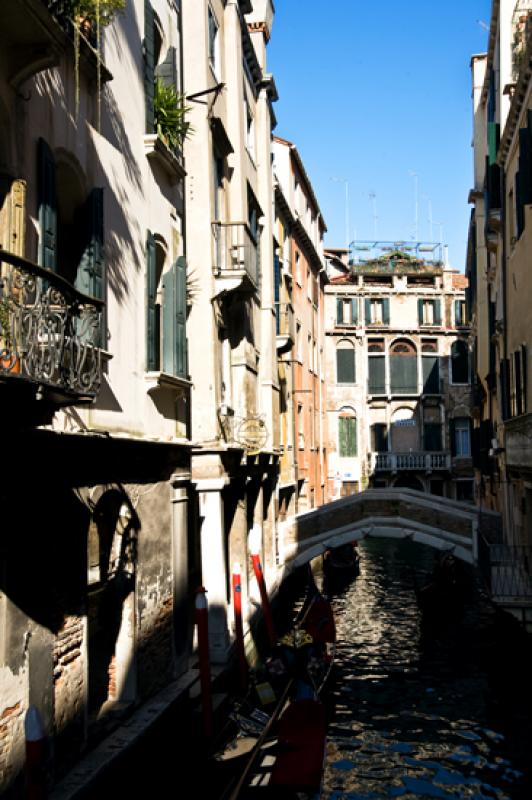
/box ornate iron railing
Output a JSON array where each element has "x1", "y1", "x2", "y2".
[
  {"x1": 370, "y1": 451, "x2": 451, "y2": 472},
  {"x1": 0, "y1": 250, "x2": 104, "y2": 400},
  {"x1": 212, "y1": 221, "x2": 259, "y2": 289},
  {"x1": 480, "y1": 540, "x2": 532, "y2": 602}
]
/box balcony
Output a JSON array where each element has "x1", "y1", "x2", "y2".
[
  {"x1": 275, "y1": 302, "x2": 295, "y2": 354},
  {"x1": 212, "y1": 222, "x2": 259, "y2": 296},
  {"x1": 0, "y1": 250, "x2": 104, "y2": 423},
  {"x1": 370, "y1": 451, "x2": 451, "y2": 473},
  {"x1": 1, "y1": 0, "x2": 112, "y2": 88},
  {"x1": 504, "y1": 412, "x2": 532, "y2": 470}
]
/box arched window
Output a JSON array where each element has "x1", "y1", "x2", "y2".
[
  {"x1": 451, "y1": 340, "x2": 469, "y2": 384},
  {"x1": 336, "y1": 340, "x2": 355, "y2": 384},
  {"x1": 338, "y1": 409, "x2": 357, "y2": 457},
  {"x1": 390, "y1": 339, "x2": 417, "y2": 394}
]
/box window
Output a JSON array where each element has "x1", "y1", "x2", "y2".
[
  {"x1": 338, "y1": 414, "x2": 357, "y2": 457},
  {"x1": 512, "y1": 346, "x2": 528, "y2": 417},
  {"x1": 296, "y1": 321, "x2": 302, "y2": 362},
  {"x1": 424, "y1": 423, "x2": 442, "y2": 451},
  {"x1": 371, "y1": 423, "x2": 388, "y2": 452},
  {"x1": 244, "y1": 95, "x2": 255, "y2": 159},
  {"x1": 452, "y1": 418, "x2": 471, "y2": 457},
  {"x1": 336, "y1": 297, "x2": 358, "y2": 325},
  {"x1": 418, "y1": 298, "x2": 441, "y2": 326},
  {"x1": 336, "y1": 341, "x2": 356, "y2": 384},
  {"x1": 208, "y1": 7, "x2": 220, "y2": 77},
  {"x1": 295, "y1": 251, "x2": 301, "y2": 284},
  {"x1": 297, "y1": 404, "x2": 304, "y2": 449},
  {"x1": 390, "y1": 340, "x2": 418, "y2": 394},
  {"x1": 368, "y1": 354, "x2": 385, "y2": 394},
  {"x1": 422, "y1": 355, "x2": 440, "y2": 394},
  {"x1": 454, "y1": 299, "x2": 467, "y2": 327},
  {"x1": 451, "y1": 340, "x2": 469, "y2": 384},
  {"x1": 365, "y1": 297, "x2": 390, "y2": 325}
]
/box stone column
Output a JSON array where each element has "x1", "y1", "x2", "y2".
[
  {"x1": 172, "y1": 472, "x2": 191, "y2": 675},
  {"x1": 197, "y1": 478, "x2": 230, "y2": 663}
]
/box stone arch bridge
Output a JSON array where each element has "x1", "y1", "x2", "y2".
[{"x1": 279, "y1": 489, "x2": 501, "y2": 573}]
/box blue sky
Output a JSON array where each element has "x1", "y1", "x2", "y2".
[{"x1": 267, "y1": 0, "x2": 492, "y2": 270}]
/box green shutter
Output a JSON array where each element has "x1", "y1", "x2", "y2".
[
  {"x1": 519, "y1": 126, "x2": 532, "y2": 206},
  {"x1": 488, "y1": 121, "x2": 500, "y2": 166},
  {"x1": 76, "y1": 188, "x2": 104, "y2": 300},
  {"x1": 390, "y1": 355, "x2": 417, "y2": 394},
  {"x1": 146, "y1": 230, "x2": 158, "y2": 371},
  {"x1": 434, "y1": 299, "x2": 441, "y2": 326},
  {"x1": 144, "y1": 0, "x2": 155, "y2": 133},
  {"x1": 337, "y1": 348, "x2": 355, "y2": 383},
  {"x1": 516, "y1": 171, "x2": 525, "y2": 238},
  {"x1": 418, "y1": 298, "x2": 424, "y2": 324},
  {"x1": 163, "y1": 256, "x2": 188, "y2": 377},
  {"x1": 383, "y1": 298, "x2": 390, "y2": 325},
  {"x1": 368, "y1": 356, "x2": 385, "y2": 393},
  {"x1": 423, "y1": 356, "x2": 439, "y2": 393},
  {"x1": 336, "y1": 299, "x2": 343, "y2": 324},
  {"x1": 454, "y1": 299, "x2": 461, "y2": 326},
  {"x1": 351, "y1": 298, "x2": 358, "y2": 324},
  {"x1": 155, "y1": 46, "x2": 177, "y2": 89},
  {"x1": 365, "y1": 298, "x2": 371, "y2": 324},
  {"x1": 339, "y1": 417, "x2": 357, "y2": 457},
  {"x1": 37, "y1": 138, "x2": 57, "y2": 271}
]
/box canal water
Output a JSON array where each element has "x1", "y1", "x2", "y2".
[{"x1": 321, "y1": 537, "x2": 532, "y2": 800}]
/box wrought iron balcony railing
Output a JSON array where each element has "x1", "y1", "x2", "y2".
[
  {"x1": 370, "y1": 451, "x2": 451, "y2": 472},
  {"x1": 212, "y1": 222, "x2": 259, "y2": 291},
  {"x1": 480, "y1": 540, "x2": 532, "y2": 602},
  {"x1": 0, "y1": 250, "x2": 104, "y2": 402}
]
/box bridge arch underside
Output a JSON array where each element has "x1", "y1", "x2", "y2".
[{"x1": 280, "y1": 489, "x2": 496, "y2": 576}]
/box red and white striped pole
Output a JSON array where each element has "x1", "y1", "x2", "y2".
[
  {"x1": 195, "y1": 587, "x2": 213, "y2": 739},
  {"x1": 24, "y1": 705, "x2": 47, "y2": 800},
  {"x1": 232, "y1": 562, "x2": 248, "y2": 691},
  {"x1": 250, "y1": 545, "x2": 276, "y2": 648}
]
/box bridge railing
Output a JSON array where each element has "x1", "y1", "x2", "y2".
[{"x1": 370, "y1": 451, "x2": 451, "y2": 472}]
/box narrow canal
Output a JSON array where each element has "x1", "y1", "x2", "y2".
[{"x1": 322, "y1": 537, "x2": 532, "y2": 800}]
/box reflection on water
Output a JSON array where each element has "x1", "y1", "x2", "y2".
[{"x1": 321, "y1": 538, "x2": 532, "y2": 800}]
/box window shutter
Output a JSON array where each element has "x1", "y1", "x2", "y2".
[
  {"x1": 522, "y1": 344, "x2": 528, "y2": 413},
  {"x1": 423, "y1": 356, "x2": 439, "y2": 393},
  {"x1": 454, "y1": 300, "x2": 461, "y2": 326},
  {"x1": 350, "y1": 417, "x2": 357, "y2": 456},
  {"x1": 368, "y1": 356, "x2": 385, "y2": 394},
  {"x1": 418, "y1": 298, "x2": 424, "y2": 324},
  {"x1": 351, "y1": 298, "x2": 358, "y2": 324},
  {"x1": 383, "y1": 298, "x2": 390, "y2": 325},
  {"x1": 163, "y1": 256, "x2": 188, "y2": 377},
  {"x1": 336, "y1": 298, "x2": 343, "y2": 325},
  {"x1": 76, "y1": 188, "x2": 104, "y2": 300},
  {"x1": 337, "y1": 349, "x2": 355, "y2": 383},
  {"x1": 274, "y1": 254, "x2": 281, "y2": 304},
  {"x1": 146, "y1": 231, "x2": 158, "y2": 371},
  {"x1": 365, "y1": 298, "x2": 371, "y2": 324},
  {"x1": 339, "y1": 417, "x2": 357, "y2": 457},
  {"x1": 516, "y1": 171, "x2": 525, "y2": 238},
  {"x1": 144, "y1": 0, "x2": 155, "y2": 134},
  {"x1": 338, "y1": 417, "x2": 347, "y2": 457},
  {"x1": 449, "y1": 418, "x2": 456, "y2": 456},
  {"x1": 390, "y1": 355, "x2": 417, "y2": 394},
  {"x1": 434, "y1": 299, "x2": 441, "y2": 325},
  {"x1": 37, "y1": 138, "x2": 57, "y2": 271},
  {"x1": 155, "y1": 46, "x2": 177, "y2": 90}
]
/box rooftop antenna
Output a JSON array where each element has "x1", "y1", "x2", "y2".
[
  {"x1": 369, "y1": 192, "x2": 378, "y2": 239},
  {"x1": 477, "y1": 19, "x2": 489, "y2": 31}
]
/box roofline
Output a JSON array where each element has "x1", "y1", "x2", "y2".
[
  {"x1": 273, "y1": 135, "x2": 327, "y2": 233},
  {"x1": 480, "y1": 0, "x2": 500, "y2": 106}
]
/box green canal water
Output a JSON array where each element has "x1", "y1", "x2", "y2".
[{"x1": 321, "y1": 538, "x2": 532, "y2": 800}]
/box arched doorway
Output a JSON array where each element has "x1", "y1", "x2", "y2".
[{"x1": 391, "y1": 407, "x2": 419, "y2": 452}]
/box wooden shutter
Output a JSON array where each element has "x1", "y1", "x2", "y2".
[
  {"x1": 515, "y1": 350, "x2": 523, "y2": 416},
  {"x1": 519, "y1": 126, "x2": 532, "y2": 206},
  {"x1": 365, "y1": 298, "x2": 371, "y2": 324},
  {"x1": 144, "y1": 0, "x2": 155, "y2": 133},
  {"x1": 368, "y1": 356, "x2": 385, "y2": 393},
  {"x1": 382, "y1": 298, "x2": 390, "y2": 325},
  {"x1": 146, "y1": 230, "x2": 158, "y2": 371},
  {"x1": 76, "y1": 188, "x2": 104, "y2": 299},
  {"x1": 522, "y1": 344, "x2": 528, "y2": 413},
  {"x1": 37, "y1": 138, "x2": 57, "y2": 270},
  {"x1": 163, "y1": 256, "x2": 187, "y2": 377},
  {"x1": 454, "y1": 300, "x2": 461, "y2": 326},
  {"x1": 516, "y1": 171, "x2": 525, "y2": 238},
  {"x1": 422, "y1": 356, "x2": 439, "y2": 393},
  {"x1": 339, "y1": 416, "x2": 357, "y2": 457},
  {"x1": 433, "y1": 299, "x2": 441, "y2": 325},
  {"x1": 351, "y1": 298, "x2": 358, "y2": 324},
  {"x1": 155, "y1": 46, "x2": 177, "y2": 89},
  {"x1": 336, "y1": 298, "x2": 343, "y2": 324},
  {"x1": 274, "y1": 254, "x2": 281, "y2": 304},
  {"x1": 418, "y1": 298, "x2": 424, "y2": 324},
  {"x1": 390, "y1": 355, "x2": 417, "y2": 393},
  {"x1": 336, "y1": 348, "x2": 355, "y2": 383}
]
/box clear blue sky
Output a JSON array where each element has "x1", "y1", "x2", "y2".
[{"x1": 267, "y1": 0, "x2": 492, "y2": 270}]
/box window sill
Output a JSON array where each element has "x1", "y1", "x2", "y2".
[
  {"x1": 145, "y1": 371, "x2": 191, "y2": 395},
  {"x1": 143, "y1": 135, "x2": 186, "y2": 183}
]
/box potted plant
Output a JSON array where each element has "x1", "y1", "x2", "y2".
[
  {"x1": 74, "y1": 0, "x2": 126, "y2": 32},
  {"x1": 153, "y1": 78, "x2": 193, "y2": 151}
]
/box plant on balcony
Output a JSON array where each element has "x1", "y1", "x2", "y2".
[{"x1": 153, "y1": 78, "x2": 193, "y2": 151}]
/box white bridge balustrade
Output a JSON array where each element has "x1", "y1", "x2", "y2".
[
  {"x1": 370, "y1": 451, "x2": 452, "y2": 473},
  {"x1": 276, "y1": 488, "x2": 502, "y2": 573}
]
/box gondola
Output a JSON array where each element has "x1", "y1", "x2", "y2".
[
  {"x1": 413, "y1": 552, "x2": 470, "y2": 619},
  {"x1": 322, "y1": 541, "x2": 360, "y2": 593},
  {"x1": 216, "y1": 580, "x2": 336, "y2": 799}
]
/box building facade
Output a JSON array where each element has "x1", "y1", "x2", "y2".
[
  {"x1": 467, "y1": 0, "x2": 532, "y2": 622},
  {"x1": 325, "y1": 243, "x2": 474, "y2": 502}
]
